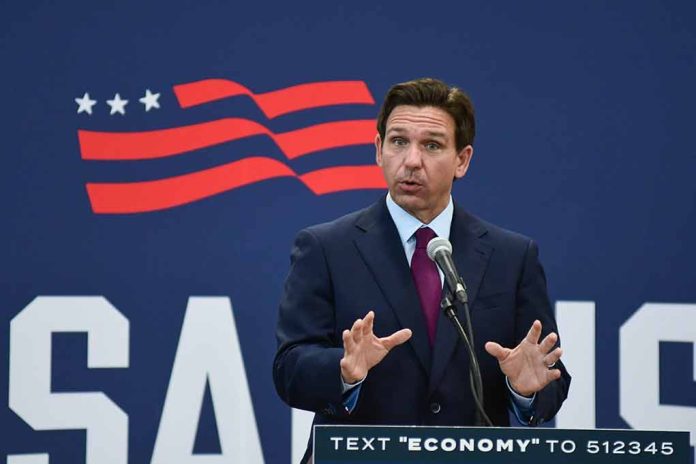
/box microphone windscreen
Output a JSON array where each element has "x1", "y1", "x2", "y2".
[{"x1": 426, "y1": 236, "x2": 452, "y2": 261}]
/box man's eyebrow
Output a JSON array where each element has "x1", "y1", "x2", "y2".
[
  {"x1": 386, "y1": 127, "x2": 448, "y2": 139},
  {"x1": 424, "y1": 130, "x2": 447, "y2": 139}
]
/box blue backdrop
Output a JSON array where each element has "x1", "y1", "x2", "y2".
[{"x1": 2, "y1": 1, "x2": 695, "y2": 463}]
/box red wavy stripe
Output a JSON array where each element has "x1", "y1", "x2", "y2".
[
  {"x1": 86, "y1": 158, "x2": 386, "y2": 214},
  {"x1": 79, "y1": 118, "x2": 375, "y2": 161},
  {"x1": 86, "y1": 157, "x2": 295, "y2": 214},
  {"x1": 173, "y1": 80, "x2": 375, "y2": 117},
  {"x1": 300, "y1": 166, "x2": 387, "y2": 195}
]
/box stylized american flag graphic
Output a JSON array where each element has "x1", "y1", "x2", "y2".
[{"x1": 77, "y1": 79, "x2": 386, "y2": 214}]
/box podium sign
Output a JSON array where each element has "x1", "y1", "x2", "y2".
[{"x1": 314, "y1": 425, "x2": 690, "y2": 463}]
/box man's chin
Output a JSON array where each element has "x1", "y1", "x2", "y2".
[{"x1": 391, "y1": 194, "x2": 423, "y2": 216}]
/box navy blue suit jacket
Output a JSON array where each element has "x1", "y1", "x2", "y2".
[{"x1": 274, "y1": 198, "x2": 570, "y2": 451}]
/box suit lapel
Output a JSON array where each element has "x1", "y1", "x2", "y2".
[
  {"x1": 428, "y1": 205, "x2": 493, "y2": 393},
  {"x1": 353, "y1": 201, "x2": 432, "y2": 376}
]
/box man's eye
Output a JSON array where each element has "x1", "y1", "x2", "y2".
[
  {"x1": 425, "y1": 142, "x2": 441, "y2": 151},
  {"x1": 392, "y1": 137, "x2": 407, "y2": 146}
]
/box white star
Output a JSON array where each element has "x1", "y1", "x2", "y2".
[
  {"x1": 139, "y1": 89, "x2": 161, "y2": 112},
  {"x1": 75, "y1": 92, "x2": 97, "y2": 115},
  {"x1": 106, "y1": 93, "x2": 128, "y2": 115}
]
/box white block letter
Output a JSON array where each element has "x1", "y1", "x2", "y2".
[
  {"x1": 620, "y1": 303, "x2": 696, "y2": 451},
  {"x1": 152, "y1": 297, "x2": 264, "y2": 463},
  {"x1": 555, "y1": 301, "x2": 596, "y2": 428},
  {"x1": 9, "y1": 296, "x2": 129, "y2": 464},
  {"x1": 292, "y1": 408, "x2": 314, "y2": 464}
]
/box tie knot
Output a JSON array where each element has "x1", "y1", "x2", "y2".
[{"x1": 415, "y1": 227, "x2": 437, "y2": 249}]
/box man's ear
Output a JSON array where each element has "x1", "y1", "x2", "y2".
[
  {"x1": 375, "y1": 134, "x2": 383, "y2": 166},
  {"x1": 454, "y1": 145, "x2": 474, "y2": 179}
]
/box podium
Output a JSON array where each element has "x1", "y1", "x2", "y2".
[{"x1": 313, "y1": 425, "x2": 691, "y2": 463}]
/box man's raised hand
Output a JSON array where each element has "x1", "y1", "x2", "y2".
[
  {"x1": 340, "y1": 311, "x2": 412, "y2": 384},
  {"x1": 484, "y1": 320, "x2": 563, "y2": 397}
]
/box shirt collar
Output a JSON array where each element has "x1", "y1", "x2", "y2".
[{"x1": 385, "y1": 193, "x2": 453, "y2": 246}]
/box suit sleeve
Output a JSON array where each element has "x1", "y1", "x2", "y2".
[
  {"x1": 273, "y1": 228, "x2": 348, "y2": 415},
  {"x1": 515, "y1": 239, "x2": 571, "y2": 425}
]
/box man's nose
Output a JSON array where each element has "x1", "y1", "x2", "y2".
[{"x1": 403, "y1": 145, "x2": 423, "y2": 169}]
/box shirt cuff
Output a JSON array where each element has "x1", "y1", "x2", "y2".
[
  {"x1": 506, "y1": 377, "x2": 536, "y2": 424},
  {"x1": 341, "y1": 375, "x2": 365, "y2": 394},
  {"x1": 341, "y1": 375, "x2": 366, "y2": 413}
]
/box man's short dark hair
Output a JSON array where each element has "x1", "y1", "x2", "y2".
[{"x1": 377, "y1": 77, "x2": 475, "y2": 151}]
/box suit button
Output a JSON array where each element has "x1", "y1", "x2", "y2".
[{"x1": 430, "y1": 402, "x2": 441, "y2": 414}]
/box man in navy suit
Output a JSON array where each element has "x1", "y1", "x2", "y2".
[{"x1": 274, "y1": 78, "x2": 570, "y2": 461}]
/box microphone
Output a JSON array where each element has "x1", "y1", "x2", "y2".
[
  {"x1": 426, "y1": 237, "x2": 468, "y2": 304},
  {"x1": 426, "y1": 236, "x2": 493, "y2": 427}
]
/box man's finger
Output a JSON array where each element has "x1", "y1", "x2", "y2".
[
  {"x1": 484, "y1": 341, "x2": 510, "y2": 361},
  {"x1": 342, "y1": 329, "x2": 355, "y2": 352},
  {"x1": 381, "y1": 328, "x2": 412, "y2": 350},
  {"x1": 351, "y1": 317, "x2": 363, "y2": 332},
  {"x1": 524, "y1": 320, "x2": 542, "y2": 344},
  {"x1": 546, "y1": 367, "x2": 562, "y2": 382},
  {"x1": 363, "y1": 311, "x2": 375, "y2": 337},
  {"x1": 544, "y1": 347, "x2": 563, "y2": 367},
  {"x1": 539, "y1": 332, "x2": 558, "y2": 354},
  {"x1": 351, "y1": 318, "x2": 363, "y2": 344}
]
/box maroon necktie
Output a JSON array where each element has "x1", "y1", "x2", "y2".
[{"x1": 411, "y1": 227, "x2": 441, "y2": 345}]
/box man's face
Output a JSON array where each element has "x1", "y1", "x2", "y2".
[{"x1": 376, "y1": 105, "x2": 473, "y2": 223}]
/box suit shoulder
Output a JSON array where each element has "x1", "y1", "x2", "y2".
[
  {"x1": 299, "y1": 204, "x2": 373, "y2": 241},
  {"x1": 460, "y1": 210, "x2": 546, "y2": 275},
  {"x1": 486, "y1": 219, "x2": 533, "y2": 245},
  {"x1": 462, "y1": 209, "x2": 535, "y2": 250}
]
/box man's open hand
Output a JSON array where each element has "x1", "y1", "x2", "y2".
[
  {"x1": 484, "y1": 320, "x2": 563, "y2": 397},
  {"x1": 340, "y1": 311, "x2": 412, "y2": 384}
]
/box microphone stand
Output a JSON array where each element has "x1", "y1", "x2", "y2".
[{"x1": 441, "y1": 287, "x2": 493, "y2": 427}]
